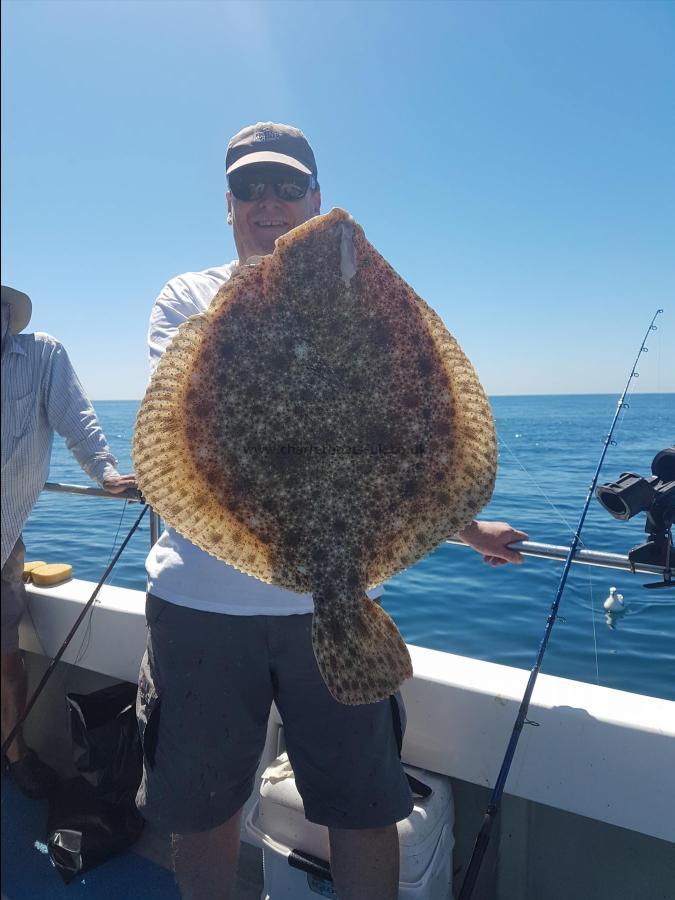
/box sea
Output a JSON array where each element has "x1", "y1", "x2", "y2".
[{"x1": 22, "y1": 393, "x2": 674, "y2": 702}]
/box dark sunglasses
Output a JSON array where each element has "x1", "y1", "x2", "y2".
[{"x1": 228, "y1": 165, "x2": 316, "y2": 202}]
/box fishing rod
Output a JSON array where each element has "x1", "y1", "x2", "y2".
[
  {"x1": 1, "y1": 503, "x2": 149, "y2": 760},
  {"x1": 457, "y1": 308, "x2": 664, "y2": 900}
]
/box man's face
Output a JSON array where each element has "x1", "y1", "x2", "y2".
[{"x1": 226, "y1": 163, "x2": 321, "y2": 262}]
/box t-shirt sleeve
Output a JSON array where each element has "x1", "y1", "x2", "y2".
[{"x1": 148, "y1": 278, "x2": 204, "y2": 377}]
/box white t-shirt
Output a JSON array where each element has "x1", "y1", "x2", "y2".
[{"x1": 144, "y1": 262, "x2": 383, "y2": 614}]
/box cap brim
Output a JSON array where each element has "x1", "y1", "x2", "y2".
[
  {"x1": 1, "y1": 285, "x2": 32, "y2": 334},
  {"x1": 226, "y1": 152, "x2": 312, "y2": 176}
]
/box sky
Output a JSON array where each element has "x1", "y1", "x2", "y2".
[{"x1": 2, "y1": 0, "x2": 673, "y2": 400}]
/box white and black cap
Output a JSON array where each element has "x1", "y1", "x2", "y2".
[{"x1": 226, "y1": 122, "x2": 318, "y2": 178}]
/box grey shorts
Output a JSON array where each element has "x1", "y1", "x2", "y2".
[
  {"x1": 136, "y1": 593, "x2": 413, "y2": 835},
  {"x1": 1, "y1": 537, "x2": 27, "y2": 655}
]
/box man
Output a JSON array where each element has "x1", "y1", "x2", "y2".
[
  {"x1": 137, "y1": 122, "x2": 528, "y2": 900},
  {"x1": 1, "y1": 285, "x2": 135, "y2": 798}
]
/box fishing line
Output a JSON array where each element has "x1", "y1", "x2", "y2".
[
  {"x1": 106, "y1": 498, "x2": 129, "y2": 567},
  {"x1": 73, "y1": 499, "x2": 130, "y2": 667},
  {"x1": 457, "y1": 309, "x2": 664, "y2": 900},
  {"x1": 496, "y1": 431, "x2": 583, "y2": 543},
  {"x1": 497, "y1": 382, "x2": 635, "y2": 545},
  {"x1": 656, "y1": 324, "x2": 662, "y2": 392},
  {"x1": 587, "y1": 565, "x2": 601, "y2": 686},
  {"x1": 497, "y1": 350, "x2": 641, "y2": 703},
  {"x1": 496, "y1": 360, "x2": 641, "y2": 548},
  {"x1": 25, "y1": 498, "x2": 134, "y2": 672},
  {"x1": 581, "y1": 341, "x2": 654, "y2": 682},
  {"x1": 1, "y1": 503, "x2": 149, "y2": 760}
]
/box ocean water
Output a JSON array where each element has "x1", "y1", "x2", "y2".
[{"x1": 22, "y1": 394, "x2": 674, "y2": 701}]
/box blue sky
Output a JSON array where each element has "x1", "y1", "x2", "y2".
[{"x1": 2, "y1": 0, "x2": 673, "y2": 400}]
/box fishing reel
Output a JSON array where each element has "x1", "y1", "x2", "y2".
[{"x1": 595, "y1": 446, "x2": 674, "y2": 589}]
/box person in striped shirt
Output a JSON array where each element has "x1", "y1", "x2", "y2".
[{"x1": 1, "y1": 285, "x2": 135, "y2": 798}]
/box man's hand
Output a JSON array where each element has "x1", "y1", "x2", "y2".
[
  {"x1": 102, "y1": 473, "x2": 137, "y2": 495},
  {"x1": 458, "y1": 520, "x2": 529, "y2": 566}
]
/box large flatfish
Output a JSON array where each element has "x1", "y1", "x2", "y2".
[{"x1": 133, "y1": 208, "x2": 496, "y2": 705}]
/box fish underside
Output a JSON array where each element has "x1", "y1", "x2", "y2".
[{"x1": 133, "y1": 208, "x2": 496, "y2": 705}]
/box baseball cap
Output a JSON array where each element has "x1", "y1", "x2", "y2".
[{"x1": 226, "y1": 122, "x2": 318, "y2": 178}]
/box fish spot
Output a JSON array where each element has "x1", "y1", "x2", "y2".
[
  {"x1": 218, "y1": 342, "x2": 235, "y2": 360},
  {"x1": 402, "y1": 480, "x2": 418, "y2": 497},
  {"x1": 418, "y1": 355, "x2": 433, "y2": 376}
]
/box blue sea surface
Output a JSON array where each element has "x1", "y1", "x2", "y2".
[{"x1": 22, "y1": 394, "x2": 675, "y2": 701}]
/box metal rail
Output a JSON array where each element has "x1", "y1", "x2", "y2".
[
  {"x1": 43, "y1": 482, "x2": 664, "y2": 576},
  {"x1": 44, "y1": 481, "x2": 141, "y2": 501},
  {"x1": 44, "y1": 481, "x2": 161, "y2": 549},
  {"x1": 447, "y1": 539, "x2": 665, "y2": 576}
]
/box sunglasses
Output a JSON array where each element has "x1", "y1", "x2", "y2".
[{"x1": 228, "y1": 165, "x2": 315, "y2": 202}]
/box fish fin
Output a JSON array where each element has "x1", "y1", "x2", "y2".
[{"x1": 312, "y1": 593, "x2": 413, "y2": 705}]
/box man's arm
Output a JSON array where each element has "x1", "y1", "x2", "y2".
[
  {"x1": 42, "y1": 339, "x2": 134, "y2": 490},
  {"x1": 457, "y1": 519, "x2": 529, "y2": 566}
]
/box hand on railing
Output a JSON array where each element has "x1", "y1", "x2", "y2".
[
  {"x1": 457, "y1": 520, "x2": 530, "y2": 566},
  {"x1": 102, "y1": 473, "x2": 137, "y2": 495}
]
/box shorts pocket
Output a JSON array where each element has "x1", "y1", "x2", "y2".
[
  {"x1": 145, "y1": 593, "x2": 171, "y2": 627},
  {"x1": 389, "y1": 691, "x2": 407, "y2": 756},
  {"x1": 137, "y1": 651, "x2": 162, "y2": 769}
]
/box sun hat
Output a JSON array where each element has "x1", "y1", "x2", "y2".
[
  {"x1": 1, "y1": 286, "x2": 32, "y2": 334},
  {"x1": 226, "y1": 122, "x2": 318, "y2": 178}
]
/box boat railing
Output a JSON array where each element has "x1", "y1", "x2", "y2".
[
  {"x1": 42, "y1": 481, "x2": 665, "y2": 577},
  {"x1": 43, "y1": 481, "x2": 161, "y2": 546}
]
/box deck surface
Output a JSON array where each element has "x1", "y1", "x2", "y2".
[{"x1": 1, "y1": 776, "x2": 263, "y2": 899}]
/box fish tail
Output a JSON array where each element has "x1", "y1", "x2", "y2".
[{"x1": 312, "y1": 593, "x2": 413, "y2": 705}]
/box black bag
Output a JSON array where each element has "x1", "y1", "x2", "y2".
[
  {"x1": 67, "y1": 681, "x2": 143, "y2": 793},
  {"x1": 47, "y1": 682, "x2": 145, "y2": 884}
]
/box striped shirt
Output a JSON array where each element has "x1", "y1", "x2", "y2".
[{"x1": 1, "y1": 331, "x2": 119, "y2": 567}]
